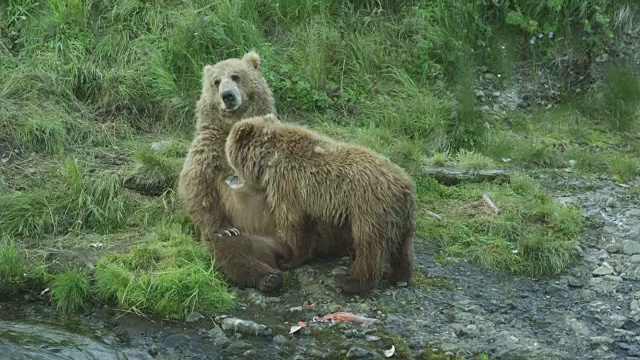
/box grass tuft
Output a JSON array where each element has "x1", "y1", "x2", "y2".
[
  {"x1": 416, "y1": 173, "x2": 583, "y2": 277},
  {"x1": 51, "y1": 267, "x2": 90, "y2": 313},
  {"x1": 94, "y1": 223, "x2": 234, "y2": 319}
]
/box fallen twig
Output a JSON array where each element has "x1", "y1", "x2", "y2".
[
  {"x1": 423, "y1": 166, "x2": 509, "y2": 186},
  {"x1": 482, "y1": 193, "x2": 500, "y2": 215},
  {"x1": 420, "y1": 208, "x2": 444, "y2": 221}
]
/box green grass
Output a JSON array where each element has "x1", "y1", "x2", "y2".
[
  {"x1": 0, "y1": 0, "x2": 638, "y2": 319},
  {"x1": 93, "y1": 224, "x2": 235, "y2": 319},
  {"x1": 51, "y1": 268, "x2": 91, "y2": 313},
  {"x1": 416, "y1": 173, "x2": 584, "y2": 276}
]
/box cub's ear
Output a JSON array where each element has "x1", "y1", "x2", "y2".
[{"x1": 243, "y1": 50, "x2": 260, "y2": 69}]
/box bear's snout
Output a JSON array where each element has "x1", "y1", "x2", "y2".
[{"x1": 221, "y1": 90, "x2": 236, "y2": 108}]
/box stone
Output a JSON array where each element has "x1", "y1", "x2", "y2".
[
  {"x1": 623, "y1": 241, "x2": 640, "y2": 255},
  {"x1": 631, "y1": 255, "x2": 640, "y2": 263},
  {"x1": 163, "y1": 334, "x2": 191, "y2": 349},
  {"x1": 346, "y1": 347, "x2": 383, "y2": 359},
  {"x1": 606, "y1": 243, "x2": 622, "y2": 254},
  {"x1": 590, "y1": 336, "x2": 614, "y2": 346},
  {"x1": 365, "y1": 335, "x2": 381, "y2": 342},
  {"x1": 150, "y1": 141, "x2": 170, "y2": 152},
  {"x1": 593, "y1": 266, "x2": 614, "y2": 276},
  {"x1": 626, "y1": 209, "x2": 640, "y2": 218},
  {"x1": 185, "y1": 312, "x2": 205, "y2": 323},
  {"x1": 631, "y1": 299, "x2": 640, "y2": 312},
  {"x1": 273, "y1": 335, "x2": 287, "y2": 345},
  {"x1": 208, "y1": 327, "x2": 230, "y2": 347}
]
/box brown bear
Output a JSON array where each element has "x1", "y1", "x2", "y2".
[
  {"x1": 177, "y1": 52, "x2": 353, "y2": 294},
  {"x1": 177, "y1": 51, "x2": 288, "y2": 293},
  {"x1": 224, "y1": 114, "x2": 417, "y2": 294}
]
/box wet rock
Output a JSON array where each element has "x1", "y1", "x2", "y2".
[
  {"x1": 346, "y1": 347, "x2": 383, "y2": 359},
  {"x1": 618, "y1": 342, "x2": 640, "y2": 356},
  {"x1": 603, "y1": 275, "x2": 623, "y2": 282},
  {"x1": 610, "y1": 314, "x2": 627, "y2": 328},
  {"x1": 163, "y1": 334, "x2": 191, "y2": 349},
  {"x1": 568, "y1": 276, "x2": 587, "y2": 288},
  {"x1": 273, "y1": 335, "x2": 287, "y2": 345},
  {"x1": 623, "y1": 241, "x2": 640, "y2": 255},
  {"x1": 590, "y1": 336, "x2": 614, "y2": 346},
  {"x1": 227, "y1": 341, "x2": 251, "y2": 352},
  {"x1": 185, "y1": 312, "x2": 204, "y2": 323},
  {"x1": 217, "y1": 316, "x2": 271, "y2": 336},
  {"x1": 365, "y1": 335, "x2": 381, "y2": 342},
  {"x1": 208, "y1": 327, "x2": 230, "y2": 347},
  {"x1": 593, "y1": 266, "x2": 614, "y2": 276},
  {"x1": 606, "y1": 243, "x2": 622, "y2": 254},
  {"x1": 624, "y1": 208, "x2": 640, "y2": 217}
]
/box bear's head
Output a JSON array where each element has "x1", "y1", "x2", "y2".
[
  {"x1": 199, "y1": 51, "x2": 275, "y2": 125},
  {"x1": 225, "y1": 114, "x2": 280, "y2": 185}
]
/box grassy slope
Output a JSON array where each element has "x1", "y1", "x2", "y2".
[{"x1": 1, "y1": 0, "x2": 639, "y2": 319}]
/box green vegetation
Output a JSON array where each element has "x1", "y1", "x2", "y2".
[
  {"x1": 51, "y1": 268, "x2": 91, "y2": 313},
  {"x1": 1, "y1": 0, "x2": 639, "y2": 319}
]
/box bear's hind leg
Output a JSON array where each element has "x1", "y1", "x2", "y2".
[
  {"x1": 204, "y1": 230, "x2": 285, "y2": 294},
  {"x1": 275, "y1": 216, "x2": 314, "y2": 270},
  {"x1": 335, "y1": 220, "x2": 388, "y2": 295},
  {"x1": 389, "y1": 235, "x2": 415, "y2": 285}
]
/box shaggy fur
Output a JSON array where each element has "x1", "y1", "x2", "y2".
[
  {"x1": 225, "y1": 114, "x2": 417, "y2": 294},
  {"x1": 177, "y1": 51, "x2": 286, "y2": 293}
]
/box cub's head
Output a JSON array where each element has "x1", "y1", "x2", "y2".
[
  {"x1": 225, "y1": 114, "x2": 280, "y2": 182},
  {"x1": 200, "y1": 51, "x2": 274, "y2": 122}
]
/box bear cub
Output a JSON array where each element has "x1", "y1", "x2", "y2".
[{"x1": 225, "y1": 114, "x2": 416, "y2": 294}]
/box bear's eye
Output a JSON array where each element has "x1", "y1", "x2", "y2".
[
  {"x1": 213, "y1": 79, "x2": 220, "y2": 87},
  {"x1": 231, "y1": 74, "x2": 240, "y2": 83}
]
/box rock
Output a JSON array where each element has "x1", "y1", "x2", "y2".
[
  {"x1": 273, "y1": 335, "x2": 287, "y2": 345},
  {"x1": 475, "y1": 90, "x2": 485, "y2": 98},
  {"x1": 623, "y1": 241, "x2": 640, "y2": 255},
  {"x1": 610, "y1": 314, "x2": 627, "y2": 328},
  {"x1": 163, "y1": 334, "x2": 191, "y2": 349},
  {"x1": 148, "y1": 347, "x2": 159, "y2": 357},
  {"x1": 243, "y1": 350, "x2": 257, "y2": 357},
  {"x1": 590, "y1": 336, "x2": 614, "y2": 346},
  {"x1": 626, "y1": 209, "x2": 640, "y2": 218},
  {"x1": 606, "y1": 197, "x2": 617, "y2": 207},
  {"x1": 185, "y1": 312, "x2": 205, "y2": 323},
  {"x1": 603, "y1": 275, "x2": 622, "y2": 282},
  {"x1": 617, "y1": 342, "x2": 640, "y2": 356},
  {"x1": 631, "y1": 299, "x2": 640, "y2": 312},
  {"x1": 208, "y1": 327, "x2": 230, "y2": 347},
  {"x1": 606, "y1": 243, "x2": 622, "y2": 254},
  {"x1": 568, "y1": 276, "x2": 587, "y2": 288},
  {"x1": 593, "y1": 266, "x2": 614, "y2": 276},
  {"x1": 484, "y1": 73, "x2": 496, "y2": 80},
  {"x1": 346, "y1": 347, "x2": 383, "y2": 359},
  {"x1": 365, "y1": 335, "x2": 381, "y2": 342},
  {"x1": 217, "y1": 316, "x2": 271, "y2": 336},
  {"x1": 631, "y1": 255, "x2": 640, "y2": 263},
  {"x1": 150, "y1": 141, "x2": 170, "y2": 152},
  {"x1": 596, "y1": 53, "x2": 609, "y2": 62}
]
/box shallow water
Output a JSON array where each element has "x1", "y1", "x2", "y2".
[{"x1": 0, "y1": 320, "x2": 152, "y2": 360}]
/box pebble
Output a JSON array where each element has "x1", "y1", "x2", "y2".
[
  {"x1": 185, "y1": 312, "x2": 204, "y2": 323},
  {"x1": 624, "y1": 241, "x2": 640, "y2": 255},
  {"x1": 631, "y1": 299, "x2": 640, "y2": 312},
  {"x1": 272, "y1": 335, "x2": 287, "y2": 345},
  {"x1": 606, "y1": 243, "x2": 622, "y2": 254},
  {"x1": 346, "y1": 347, "x2": 383, "y2": 359},
  {"x1": 590, "y1": 336, "x2": 614, "y2": 345},
  {"x1": 593, "y1": 266, "x2": 614, "y2": 276},
  {"x1": 626, "y1": 209, "x2": 640, "y2": 218}
]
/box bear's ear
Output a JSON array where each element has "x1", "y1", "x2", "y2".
[{"x1": 243, "y1": 50, "x2": 260, "y2": 69}]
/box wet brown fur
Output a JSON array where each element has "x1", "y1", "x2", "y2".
[{"x1": 225, "y1": 114, "x2": 417, "y2": 294}]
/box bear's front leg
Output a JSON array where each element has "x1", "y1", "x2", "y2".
[{"x1": 274, "y1": 218, "x2": 313, "y2": 270}]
